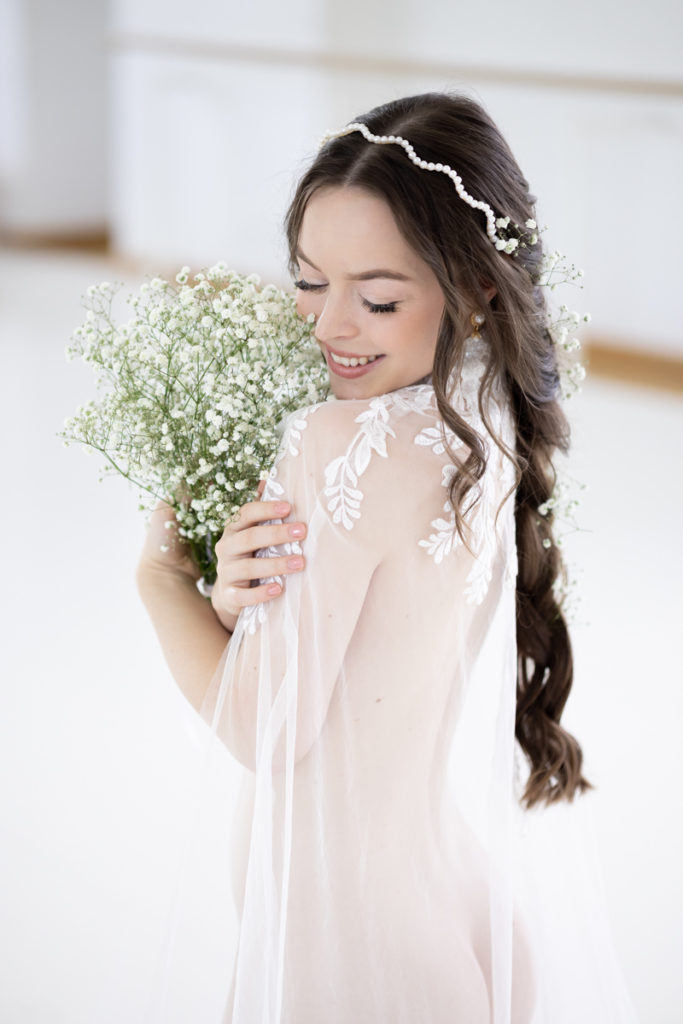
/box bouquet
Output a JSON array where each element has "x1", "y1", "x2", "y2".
[{"x1": 61, "y1": 263, "x2": 330, "y2": 583}]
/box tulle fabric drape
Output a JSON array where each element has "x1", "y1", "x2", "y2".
[{"x1": 148, "y1": 339, "x2": 638, "y2": 1023}]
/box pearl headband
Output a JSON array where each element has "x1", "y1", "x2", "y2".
[{"x1": 318, "y1": 121, "x2": 528, "y2": 255}]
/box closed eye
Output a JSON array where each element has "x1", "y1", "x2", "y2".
[
  {"x1": 362, "y1": 298, "x2": 398, "y2": 314},
  {"x1": 293, "y1": 278, "x2": 325, "y2": 292},
  {"x1": 294, "y1": 278, "x2": 398, "y2": 314}
]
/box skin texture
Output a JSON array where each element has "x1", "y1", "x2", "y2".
[
  {"x1": 294, "y1": 186, "x2": 445, "y2": 400},
  {"x1": 137, "y1": 186, "x2": 462, "y2": 710}
]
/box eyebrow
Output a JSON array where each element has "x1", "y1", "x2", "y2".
[{"x1": 295, "y1": 248, "x2": 412, "y2": 282}]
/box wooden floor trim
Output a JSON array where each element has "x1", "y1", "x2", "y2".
[
  {"x1": 0, "y1": 229, "x2": 109, "y2": 252},
  {"x1": 584, "y1": 340, "x2": 683, "y2": 394},
  {"x1": 109, "y1": 33, "x2": 683, "y2": 99},
  {"x1": 2, "y1": 238, "x2": 681, "y2": 394}
]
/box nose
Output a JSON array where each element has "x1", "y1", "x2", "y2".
[{"x1": 313, "y1": 293, "x2": 359, "y2": 344}]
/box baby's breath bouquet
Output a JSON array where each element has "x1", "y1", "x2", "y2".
[{"x1": 61, "y1": 263, "x2": 330, "y2": 583}]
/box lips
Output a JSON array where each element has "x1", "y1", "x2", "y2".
[
  {"x1": 326, "y1": 345, "x2": 383, "y2": 359},
  {"x1": 323, "y1": 345, "x2": 386, "y2": 378},
  {"x1": 326, "y1": 345, "x2": 384, "y2": 362}
]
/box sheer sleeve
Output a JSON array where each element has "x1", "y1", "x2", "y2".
[
  {"x1": 155, "y1": 364, "x2": 638, "y2": 1024},
  {"x1": 198, "y1": 390, "x2": 456, "y2": 1024},
  {"x1": 203, "y1": 396, "x2": 401, "y2": 771}
]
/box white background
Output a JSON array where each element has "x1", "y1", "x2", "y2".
[
  {"x1": 2, "y1": 0, "x2": 682, "y2": 354},
  {"x1": 1, "y1": 0, "x2": 682, "y2": 1020}
]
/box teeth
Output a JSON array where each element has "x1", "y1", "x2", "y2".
[{"x1": 330, "y1": 352, "x2": 380, "y2": 367}]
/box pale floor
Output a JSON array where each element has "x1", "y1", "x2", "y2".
[{"x1": 0, "y1": 247, "x2": 681, "y2": 1022}]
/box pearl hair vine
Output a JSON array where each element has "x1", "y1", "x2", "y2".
[{"x1": 318, "y1": 121, "x2": 536, "y2": 256}]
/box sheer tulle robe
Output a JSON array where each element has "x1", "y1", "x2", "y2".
[{"x1": 159, "y1": 340, "x2": 638, "y2": 1024}]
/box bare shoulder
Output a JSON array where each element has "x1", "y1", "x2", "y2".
[{"x1": 283, "y1": 386, "x2": 445, "y2": 492}]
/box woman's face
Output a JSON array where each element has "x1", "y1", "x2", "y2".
[{"x1": 294, "y1": 186, "x2": 445, "y2": 400}]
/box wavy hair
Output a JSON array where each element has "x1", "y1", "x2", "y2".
[{"x1": 284, "y1": 92, "x2": 593, "y2": 809}]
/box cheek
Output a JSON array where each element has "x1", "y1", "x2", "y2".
[
  {"x1": 418, "y1": 300, "x2": 445, "y2": 347},
  {"x1": 295, "y1": 291, "x2": 323, "y2": 323},
  {"x1": 401, "y1": 304, "x2": 441, "y2": 351}
]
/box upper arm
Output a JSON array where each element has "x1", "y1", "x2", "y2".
[{"x1": 212, "y1": 399, "x2": 392, "y2": 770}]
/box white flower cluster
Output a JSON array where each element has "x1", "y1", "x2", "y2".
[
  {"x1": 537, "y1": 248, "x2": 590, "y2": 401},
  {"x1": 493, "y1": 216, "x2": 539, "y2": 255},
  {"x1": 531, "y1": 242, "x2": 591, "y2": 617},
  {"x1": 537, "y1": 471, "x2": 588, "y2": 622},
  {"x1": 62, "y1": 264, "x2": 329, "y2": 580}
]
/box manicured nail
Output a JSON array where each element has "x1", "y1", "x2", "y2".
[
  {"x1": 288, "y1": 556, "x2": 304, "y2": 570},
  {"x1": 267, "y1": 583, "x2": 282, "y2": 595},
  {"x1": 289, "y1": 524, "x2": 305, "y2": 538},
  {"x1": 274, "y1": 502, "x2": 290, "y2": 515}
]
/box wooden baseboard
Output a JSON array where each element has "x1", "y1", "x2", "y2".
[
  {"x1": 2, "y1": 235, "x2": 681, "y2": 394},
  {"x1": 584, "y1": 340, "x2": 683, "y2": 394},
  {"x1": 0, "y1": 228, "x2": 109, "y2": 251}
]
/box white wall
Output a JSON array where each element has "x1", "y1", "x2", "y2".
[
  {"x1": 3, "y1": 246, "x2": 683, "y2": 1023},
  {"x1": 2, "y1": 3, "x2": 682, "y2": 1020},
  {"x1": 2, "y1": 0, "x2": 681, "y2": 351},
  {"x1": 0, "y1": 0, "x2": 108, "y2": 234},
  {"x1": 108, "y1": 0, "x2": 683, "y2": 356},
  {"x1": 111, "y1": 0, "x2": 682, "y2": 81}
]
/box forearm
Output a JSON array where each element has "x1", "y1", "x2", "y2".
[{"x1": 137, "y1": 566, "x2": 231, "y2": 713}]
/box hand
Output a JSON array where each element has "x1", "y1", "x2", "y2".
[
  {"x1": 137, "y1": 500, "x2": 202, "y2": 583},
  {"x1": 210, "y1": 480, "x2": 307, "y2": 634}
]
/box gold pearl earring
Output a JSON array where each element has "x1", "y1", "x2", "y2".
[{"x1": 470, "y1": 312, "x2": 485, "y2": 339}]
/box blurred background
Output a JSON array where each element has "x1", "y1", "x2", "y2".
[{"x1": 1, "y1": 0, "x2": 682, "y2": 1021}]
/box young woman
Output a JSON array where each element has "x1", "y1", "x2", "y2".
[{"x1": 138, "y1": 93, "x2": 638, "y2": 1023}]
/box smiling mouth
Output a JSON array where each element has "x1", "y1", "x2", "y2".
[{"x1": 326, "y1": 347, "x2": 385, "y2": 368}]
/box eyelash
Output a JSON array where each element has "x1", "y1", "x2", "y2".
[
  {"x1": 362, "y1": 298, "x2": 398, "y2": 315},
  {"x1": 293, "y1": 278, "x2": 398, "y2": 315}
]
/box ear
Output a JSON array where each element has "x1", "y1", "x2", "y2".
[{"x1": 480, "y1": 280, "x2": 497, "y2": 303}]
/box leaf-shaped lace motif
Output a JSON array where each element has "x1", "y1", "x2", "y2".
[
  {"x1": 415, "y1": 340, "x2": 511, "y2": 604},
  {"x1": 241, "y1": 390, "x2": 433, "y2": 632},
  {"x1": 322, "y1": 395, "x2": 397, "y2": 531},
  {"x1": 417, "y1": 463, "x2": 459, "y2": 565},
  {"x1": 320, "y1": 387, "x2": 437, "y2": 531},
  {"x1": 503, "y1": 537, "x2": 518, "y2": 592}
]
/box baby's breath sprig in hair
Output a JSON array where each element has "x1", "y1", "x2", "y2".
[
  {"x1": 536, "y1": 470, "x2": 589, "y2": 622},
  {"x1": 491, "y1": 215, "x2": 540, "y2": 256},
  {"x1": 538, "y1": 246, "x2": 590, "y2": 401},
  {"x1": 531, "y1": 243, "x2": 591, "y2": 620}
]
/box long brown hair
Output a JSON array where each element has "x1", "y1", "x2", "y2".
[{"x1": 284, "y1": 92, "x2": 593, "y2": 809}]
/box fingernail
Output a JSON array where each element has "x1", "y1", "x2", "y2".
[
  {"x1": 275, "y1": 502, "x2": 290, "y2": 515},
  {"x1": 289, "y1": 524, "x2": 305, "y2": 538},
  {"x1": 267, "y1": 583, "x2": 282, "y2": 595},
  {"x1": 288, "y1": 556, "x2": 304, "y2": 570}
]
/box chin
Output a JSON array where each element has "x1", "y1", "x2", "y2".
[{"x1": 330, "y1": 380, "x2": 372, "y2": 400}]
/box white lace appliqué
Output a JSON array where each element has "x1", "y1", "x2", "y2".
[
  {"x1": 323, "y1": 396, "x2": 394, "y2": 530},
  {"x1": 239, "y1": 390, "x2": 437, "y2": 633},
  {"x1": 241, "y1": 369, "x2": 512, "y2": 631},
  {"x1": 323, "y1": 388, "x2": 436, "y2": 530},
  {"x1": 415, "y1": 339, "x2": 508, "y2": 605}
]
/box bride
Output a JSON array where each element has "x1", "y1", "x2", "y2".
[{"x1": 137, "y1": 92, "x2": 638, "y2": 1023}]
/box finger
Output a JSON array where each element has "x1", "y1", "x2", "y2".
[
  {"x1": 257, "y1": 479, "x2": 266, "y2": 497},
  {"x1": 218, "y1": 553, "x2": 305, "y2": 586},
  {"x1": 218, "y1": 578, "x2": 286, "y2": 611},
  {"x1": 219, "y1": 520, "x2": 307, "y2": 558},
  {"x1": 231, "y1": 500, "x2": 291, "y2": 530}
]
